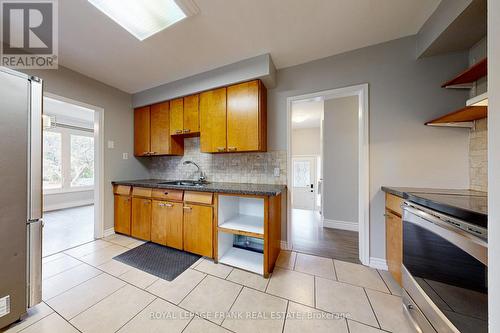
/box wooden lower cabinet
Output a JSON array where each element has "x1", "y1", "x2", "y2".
[
  {"x1": 151, "y1": 200, "x2": 183, "y2": 249},
  {"x1": 183, "y1": 204, "x2": 213, "y2": 257},
  {"x1": 131, "y1": 197, "x2": 152, "y2": 241},
  {"x1": 385, "y1": 210, "x2": 402, "y2": 284},
  {"x1": 114, "y1": 195, "x2": 131, "y2": 235}
]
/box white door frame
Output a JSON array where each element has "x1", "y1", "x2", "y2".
[
  {"x1": 44, "y1": 92, "x2": 105, "y2": 239},
  {"x1": 286, "y1": 83, "x2": 370, "y2": 265},
  {"x1": 291, "y1": 155, "x2": 318, "y2": 211}
]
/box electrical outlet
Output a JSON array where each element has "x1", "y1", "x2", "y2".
[
  {"x1": 122, "y1": 153, "x2": 128, "y2": 160},
  {"x1": 107, "y1": 140, "x2": 114, "y2": 149},
  {"x1": 273, "y1": 167, "x2": 280, "y2": 177}
]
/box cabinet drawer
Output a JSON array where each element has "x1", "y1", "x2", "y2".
[
  {"x1": 386, "y1": 193, "x2": 404, "y2": 217},
  {"x1": 152, "y1": 188, "x2": 183, "y2": 201},
  {"x1": 184, "y1": 191, "x2": 213, "y2": 205},
  {"x1": 132, "y1": 187, "x2": 152, "y2": 197},
  {"x1": 114, "y1": 185, "x2": 131, "y2": 196}
]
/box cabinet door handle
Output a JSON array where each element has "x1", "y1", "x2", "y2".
[
  {"x1": 164, "y1": 192, "x2": 169, "y2": 195},
  {"x1": 149, "y1": 151, "x2": 156, "y2": 155},
  {"x1": 143, "y1": 151, "x2": 150, "y2": 155},
  {"x1": 158, "y1": 203, "x2": 165, "y2": 207},
  {"x1": 183, "y1": 206, "x2": 192, "y2": 211},
  {"x1": 227, "y1": 147, "x2": 237, "y2": 152},
  {"x1": 217, "y1": 147, "x2": 226, "y2": 152},
  {"x1": 183, "y1": 129, "x2": 190, "y2": 133},
  {"x1": 175, "y1": 130, "x2": 183, "y2": 134},
  {"x1": 165, "y1": 203, "x2": 173, "y2": 208}
]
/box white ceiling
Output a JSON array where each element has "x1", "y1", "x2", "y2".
[
  {"x1": 56, "y1": 0, "x2": 441, "y2": 93},
  {"x1": 292, "y1": 100, "x2": 323, "y2": 129}
]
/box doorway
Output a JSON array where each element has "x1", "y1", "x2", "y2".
[
  {"x1": 287, "y1": 84, "x2": 369, "y2": 265},
  {"x1": 42, "y1": 94, "x2": 104, "y2": 257}
]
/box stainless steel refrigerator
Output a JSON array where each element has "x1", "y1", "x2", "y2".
[{"x1": 0, "y1": 67, "x2": 43, "y2": 329}]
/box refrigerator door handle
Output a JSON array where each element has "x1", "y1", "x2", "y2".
[
  {"x1": 27, "y1": 219, "x2": 43, "y2": 307},
  {"x1": 28, "y1": 79, "x2": 43, "y2": 221}
]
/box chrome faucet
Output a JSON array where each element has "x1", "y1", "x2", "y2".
[{"x1": 183, "y1": 160, "x2": 206, "y2": 182}]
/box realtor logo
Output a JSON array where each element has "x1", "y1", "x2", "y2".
[{"x1": 1, "y1": 0, "x2": 58, "y2": 68}]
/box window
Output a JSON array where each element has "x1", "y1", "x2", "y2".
[
  {"x1": 43, "y1": 131, "x2": 62, "y2": 189},
  {"x1": 71, "y1": 135, "x2": 94, "y2": 187},
  {"x1": 43, "y1": 128, "x2": 94, "y2": 192},
  {"x1": 293, "y1": 160, "x2": 311, "y2": 188}
]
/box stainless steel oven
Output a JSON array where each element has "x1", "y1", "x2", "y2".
[{"x1": 402, "y1": 202, "x2": 488, "y2": 333}]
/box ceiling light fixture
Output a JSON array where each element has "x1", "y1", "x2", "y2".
[{"x1": 88, "y1": 0, "x2": 198, "y2": 41}]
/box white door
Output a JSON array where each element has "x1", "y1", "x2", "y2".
[{"x1": 292, "y1": 157, "x2": 316, "y2": 210}]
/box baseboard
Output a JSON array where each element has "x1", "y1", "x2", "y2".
[
  {"x1": 369, "y1": 257, "x2": 388, "y2": 270},
  {"x1": 280, "y1": 241, "x2": 290, "y2": 250},
  {"x1": 103, "y1": 227, "x2": 115, "y2": 238},
  {"x1": 43, "y1": 199, "x2": 94, "y2": 212},
  {"x1": 322, "y1": 218, "x2": 358, "y2": 232}
]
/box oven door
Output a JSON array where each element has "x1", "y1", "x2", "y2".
[{"x1": 402, "y1": 203, "x2": 488, "y2": 333}]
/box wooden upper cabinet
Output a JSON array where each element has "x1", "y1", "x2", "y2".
[
  {"x1": 200, "y1": 88, "x2": 227, "y2": 153},
  {"x1": 227, "y1": 80, "x2": 267, "y2": 152},
  {"x1": 183, "y1": 94, "x2": 200, "y2": 134},
  {"x1": 134, "y1": 106, "x2": 151, "y2": 156},
  {"x1": 150, "y1": 102, "x2": 183, "y2": 156},
  {"x1": 169, "y1": 98, "x2": 184, "y2": 135}
]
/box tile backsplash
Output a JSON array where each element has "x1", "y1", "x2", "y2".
[
  {"x1": 147, "y1": 137, "x2": 287, "y2": 184},
  {"x1": 469, "y1": 118, "x2": 487, "y2": 192}
]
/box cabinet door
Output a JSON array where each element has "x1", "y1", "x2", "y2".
[
  {"x1": 131, "y1": 197, "x2": 152, "y2": 241},
  {"x1": 114, "y1": 195, "x2": 131, "y2": 235},
  {"x1": 200, "y1": 88, "x2": 227, "y2": 153},
  {"x1": 183, "y1": 94, "x2": 199, "y2": 134},
  {"x1": 227, "y1": 80, "x2": 260, "y2": 152},
  {"x1": 385, "y1": 210, "x2": 402, "y2": 285},
  {"x1": 165, "y1": 202, "x2": 183, "y2": 249},
  {"x1": 169, "y1": 98, "x2": 184, "y2": 135},
  {"x1": 134, "y1": 106, "x2": 150, "y2": 156},
  {"x1": 151, "y1": 201, "x2": 183, "y2": 249},
  {"x1": 150, "y1": 102, "x2": 170, "y2": 155},
  {"x1": 183, "y1": 204, "x2": 213, "y2": 257}
]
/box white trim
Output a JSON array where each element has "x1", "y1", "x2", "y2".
[
  {"x1": 44, "y1": 92, "x2": 105, "y2": 239},
  {"x1": 322, "y1": 219, "x2": 358, "y2": 232},
  {"x1": 280, "y1": 241, "x2": 290, "y2": 251},
  {"x1": 43, "y1": 199, "x2": 94, "y2": 212},
  {"x1": 103, "y1": 227, "x2": 115, "y2": 238},
  {"x1": 286, "y1": 83, "x2": 370, "y2": 265},
  {"x1": 369, "y1": 257, "x2": 388, "y2": 271}
]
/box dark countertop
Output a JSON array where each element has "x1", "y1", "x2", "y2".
[
  {"x1": 112, "y1": 179, "x2": 286, "y2": 196},
  {"x1": 382, "y1": 186, "x2": 487, "y2": 228}
]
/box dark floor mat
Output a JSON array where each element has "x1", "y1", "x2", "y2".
[{"x1": 113, "y1": 242, "x2": 201, "y2": 281}]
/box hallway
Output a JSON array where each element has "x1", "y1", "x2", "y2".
[{"x1": 291, "y1": 209, "x2": 359, "y2": 263}]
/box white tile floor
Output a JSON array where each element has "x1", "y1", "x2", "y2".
[{"x1": 5, "y1": 234, "x2": 412, "y2": 333}]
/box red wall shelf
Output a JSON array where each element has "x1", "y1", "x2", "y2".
[{"x1": 441, "y1": 58, "x2": 487, "y2": 88}]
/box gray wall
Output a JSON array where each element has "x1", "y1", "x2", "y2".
[
  {"x1": 268, "y1": 36, "x2": 470, "y2": 259},
  {"x1": 24, "y1": 66, "x2": 149, "y2": 231},
  {"x1": 488, "y1": 0, "x2": 500, "y2": 330},
  {"x1": 323, "y1": 96, "x2": 358, "y2": 223}
]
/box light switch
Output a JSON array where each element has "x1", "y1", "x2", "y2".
[
  {"x1": 107, "y1": 140, "x2": 115, "y2": 149},
  {"x1": 274, "y1": 167, "x2": 280, "y2": 177},
  {"x1": 122, "y1": 153, "x2": 128, "y2": 160}
]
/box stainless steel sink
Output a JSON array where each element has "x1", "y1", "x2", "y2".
[{"x1": 158, "y1": 180, "x2": 209, "y2": 187}]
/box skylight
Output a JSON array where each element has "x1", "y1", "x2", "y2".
[{"x1": 88, "y1": 0, "x2": 190, "y2": 41}]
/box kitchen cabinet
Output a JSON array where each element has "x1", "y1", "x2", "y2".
[
  {"x1": 226, "y1": 80, "x2": 267, "y2": 152},
  {"x1": 114, "y1": 195, "x2": 131, "y2": 235},
  {"x1": 131, "y1": 197, "x2": 152, "y2": 241},
  {"x1": 385, "y1": 193, "x2": 404, "y2": 285},
  {"x1": 183, "y1": 204, "x2": 213, "y2": 257},
  {"x1": 169, "y1": 98, "x2": 184, "y2": 135},
  {"x1": 183, "y1": 94, "x2": 200, "y2": 134},
  {"x1": 151, "y1": 200, "x2": 183, "y2": 249},
  {"x1": 200, "y1": 87, "x2": 227, "y2": 153},
  {"x1": 134, "y1": 102, "x2": 183, "y2": 156}
]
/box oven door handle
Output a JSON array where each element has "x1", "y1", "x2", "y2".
[
  {"x1": 402, "y1": 302, "x2": 425, "y2": 333},
  {"x1": 404, "y1": 205, "x2": 488, "y2": 266}
]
